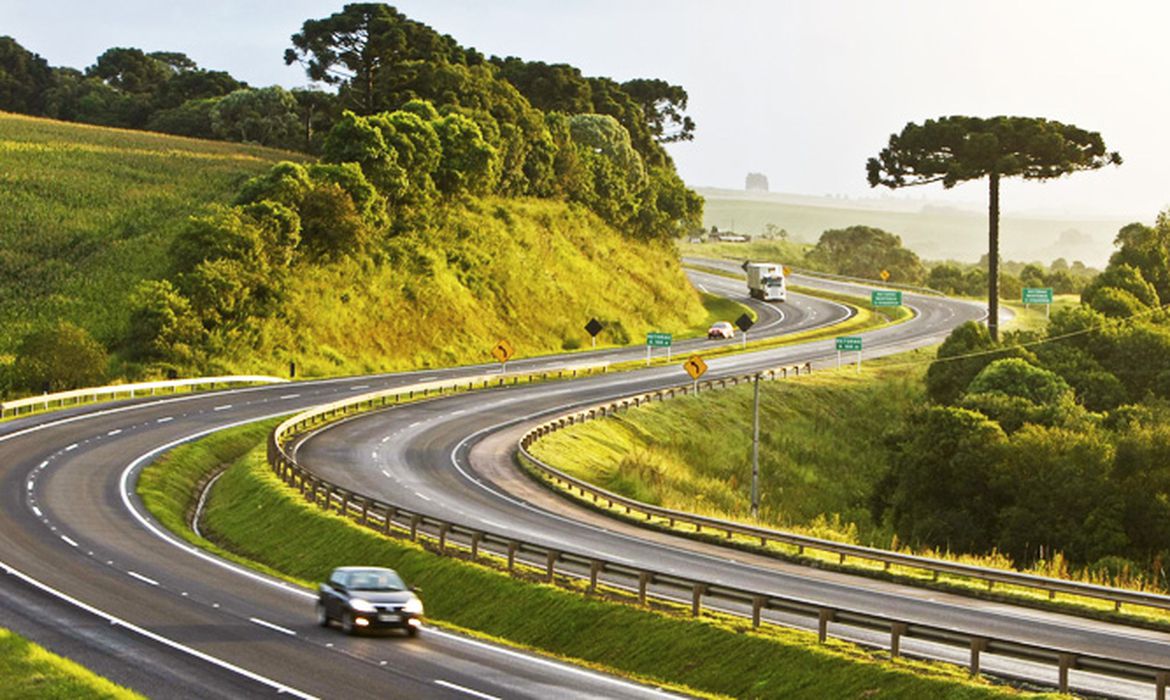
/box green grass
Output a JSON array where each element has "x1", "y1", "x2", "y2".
[
  {"x1": 0, "y1": 111, "x2": 300, "y2": 353},
  {"x1": 137, "y1": 423, "x2": 1041, "y2": 699},
  {"x1": 0, "y1": 627, "x2": 143, "y2": 699}
]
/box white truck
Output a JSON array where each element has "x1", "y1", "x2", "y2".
[{"x1": 744, "y1": 262, "x2": 787, "y2": 302}]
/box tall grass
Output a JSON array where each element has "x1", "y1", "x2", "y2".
[
  {"x1": 0, "y1": 627, "x2": 143, "y2": 699},
  {"x1": 0, "y1": 112, "x2": 298, "y2": 352}
]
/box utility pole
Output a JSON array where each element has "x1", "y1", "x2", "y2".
[{"x1": 751, "y1": 373, "x2": 761, "y2": 519}]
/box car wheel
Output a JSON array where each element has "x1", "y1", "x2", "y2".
[
  {"x1": 406, "y1": 625, "x2": 419, "y2": 638},
  {"x1": 316, "y1": 602, "x2": 329, "y2": 627},
  {"x1": 341, "y1": 611, "x2": 356, "y2": 635}
]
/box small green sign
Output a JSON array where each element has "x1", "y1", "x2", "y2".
[
  {"x1": 871, "y1": 290, "x2": 902, "y2": 307},
  {"x1": 836, "y1": 336, "x2": 862, "y2": 352},
  {"x1": 646, "y1": 332, "x2": 673, "y2": 348},
  {"x1": 1022, "y1": 287, "x2": 1054, "y2": 304}
]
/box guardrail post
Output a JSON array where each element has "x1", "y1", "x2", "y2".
[
  {"x1": 339, "y1": 491, "x2": 350, "y2": 515},
  {"x1": 383, "y1": 507, "x2": 396, "y2": 534},
  {"x1": 546, "y1": 550, "x2": 559, "y2": 582},
  {"x1": 409, "y1": 515, "x2": 421, "y2": 541},
  {"x1": 507, "y1": 541, "x2": 519, "y2": 572},
  {"x1": 889, "y1": 623, "x2": 908, "y2": 659},
  {"x1": 691, "y1": 583, "x2": 707, "y2": 617},
  {"x1": 1155, "y1": 671, "x2": 1167, "y2": 700},
  {"x1": 969, "y1": 638, "x2": 988, "y2": 677},
  {"x1": 817, "y1": 608, "x2": 834, "y2": 643},
  {"x1": 638, "y1": 572, "x2": 652, "y2": 606},
  {"x1": 1057, "y1": 653, "x2": 1075, "y2": 693},
  {"x1": 751, "y1": 596, "x2": 765, "y2": 628},
  {"x1": 588, "y1": 560, "x2": 603, "y2": 593},
  {"x1": 438, "y1": 523, "x2": 451, "y2": 553},
  {"x1": 359, "y1": 501, "x2": 369, "y2": 526},
  {"x1": 470, "y1": 532, "x2": 483, "y2": 559}
]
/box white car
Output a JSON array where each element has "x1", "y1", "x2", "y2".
[{"x1": 707, "y1": 321, "x2": 735, "y2": 339}]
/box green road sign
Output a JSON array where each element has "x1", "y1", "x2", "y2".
[
  {"x1": 646, "y1": 332, "x2": 673, "y2": 347},
  {"x1": 871, "y1": 290, "x2": 902, "y2": 307},
  {"x1": 836, "y1": 336, "x2": 862, "y2": 352},
  {"x1": 1022, "y1": 287, "x2": 1054, "y2": 304}
]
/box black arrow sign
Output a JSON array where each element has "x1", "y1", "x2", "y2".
[
  {"x1": 584, "y1": 318, "x2": 604, "y2": 337},
  {"x1": 735, "y1": 313, "x2": 755, "y2": 332}
]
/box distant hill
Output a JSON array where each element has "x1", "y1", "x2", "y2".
[{"x1": 698, "y1": 187, "x2": 1135, "y2": 267}]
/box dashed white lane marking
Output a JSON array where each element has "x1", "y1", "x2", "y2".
[
  {"x1": 371, "y1": 451, "x2": 378, "y2": 459},
  {"x1": 60, "y1": 535, "x2": 79, "y2": 548},
  {"x1": 280, "y1": 394, "x2": 301, "y2": 400},
  {"x1": 450, "y1": 409, "x2": 464, "y2": 416},
  {"x1": 65, "y1": 443, "x2": 78, "y2": 451},
  {"x1": 26, "y1": 482, "x2": 33, "y2": 492},
  {"x1": 381, "y1": 436, "x2": 391, "y2": 443},
  {"x1": 32, "y1": 506, "x2": 42, "y2": 518},
  {"x1": 249, "y1": 617, "x2": 297, "y2": 636},
  {"x1": 38, "y1": 460, "x2": 49, "y2": 469},
  {"x1": 408, "y1": 421, "x2": 421, "y2": 428},
  {"x1": 351, "y1": 385, "x2": 370, "y2": 390},
  {"x1": 381, "y1": 470, "x2": 393, "y2": 478},
  {"x1": 434, "y1": 680, "x2": 500, "y2": 700},
  {"x1": 414, "y1": 492, "x2": 432, "y2": 502},
  {"x1": 127, "y1": 571, "x2": 159, "y2": 586},
  {"x1": 157, "y1": 416, "x2": 173, "y2": 423},
  {"x1": 213, "y1": 404, "x2": 233, "y2": 411},
  {"x1": 107, "y1": 429, "x2": 122, "y2": 436}
]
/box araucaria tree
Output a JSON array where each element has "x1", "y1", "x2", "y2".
[{"x1": 867, "y1": 116, "x2": 1120, "y2": 339}]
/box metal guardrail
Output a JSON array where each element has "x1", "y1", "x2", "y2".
[
  {"x1": 1, "y1": 375, "x2": 288, "y2": 419},
  {"x1": 267, "y1": 365, "x2": 1169, "y2": 697},
  {"x1": 518, "y1": 374, "x2": 1170, "y2": 618}
]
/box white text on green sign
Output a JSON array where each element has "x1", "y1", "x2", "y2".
[
  {"x1": 836, "y1": 336, "x2": 862, "y2": 352},
  {"x1": 871, "y1": 290, "x2": 902, "y2": 307},
  {"x1": 646, "y1": 332, "x2": 673, "y2": 347},
  {"x1": 1022, "y1": 287, "x2": 1054, "y2": 304}
]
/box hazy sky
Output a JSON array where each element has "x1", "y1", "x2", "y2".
[{"x1": 6, "y1": 1, "x2": 1169, "y2": 219}]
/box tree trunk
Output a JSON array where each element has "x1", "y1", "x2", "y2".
[{"x1": 988, "y1": 172, "x2": 1000, "y2": 341}]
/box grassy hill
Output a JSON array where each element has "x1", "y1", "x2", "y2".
[
  {"x1": 0, "y1": 113, "x2": 712, "y2": 380},
  {"x1": 699, "y1": 187, "x2": 1132, "y2": 267},
  {"x1": 0, "y1": 112, "x2": 300, "y2": 353}
]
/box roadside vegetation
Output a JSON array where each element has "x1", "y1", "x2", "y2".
[
  {"x1": 0, "y1": 627, "x2": 143, "y2": 699},
  {"x1": 137, "y1": 423, "x2": 1042, "y2": 699},
  {"x1": 535, "y1": 213, "x2": 1170, "y2": 604}
]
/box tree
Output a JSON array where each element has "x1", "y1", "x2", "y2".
[
  {"x1": 87, "y1": 47, "x2": 170, "y2": 94},
  {"x1": 620, "y1": 78, "x2": 695, "y2": 143},
  {"x1": 285, "y1": 3, "x2": 466, "y2": 114},
  {"x1": 806, "y1": 225, "x2": 925, "y2": 283},
  {"x1": 126, "y1": 279, "x2": 205, "y2": 364},
  {"x1": 0, "y1": 36, "x2": 54, "y2": 114},
  {"x1": 210, "y1": 87, "x2": 300, "y2": 148},
  {"x1": 867, "y1": 116, "x2": 1121, "y2": 340},
  {"x1": 11, "y1": 322, "x2": 108, "y2": 392}
]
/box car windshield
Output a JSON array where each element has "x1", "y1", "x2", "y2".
[{"x1": 346, "y1": 569, "x2": 407, "y2": 591}]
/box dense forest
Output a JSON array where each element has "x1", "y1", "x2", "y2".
[
  {"x1": 875, "y1": 212, "x2": 1170, "y2": 577},
  {"x1": 0, "y1": 4, "x2": 707, "y2": 389}
]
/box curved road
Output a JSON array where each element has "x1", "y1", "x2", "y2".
[{"x1": 0, "y1": 269, "x2": 845, "y2": 698}]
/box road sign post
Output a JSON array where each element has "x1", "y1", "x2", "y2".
[
  {"x1": 836, "y1": 336, "x2": 862, "y2": 372},
  {"x1": 491, "y1": 339, "x2": 515, "y2": 373},
  {"x1": 735, "y1": 313, "x2": 754, "y2": 349},
  {"x1": 1022, "y1": 287, "x2": 1054, "y2": 319},
  {"x1": 646, "y1": 332, "x2": 673, "y2": 365},
  {"x1": 585, "y1": 318, "x2": 604, "y2": 348},
  {"x1": 750, "y1": 373, "x2": 760, "y2": 519}
]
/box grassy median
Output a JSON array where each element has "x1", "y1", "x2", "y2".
[
  {"x1": 0, "y1": 628, "x2": 143, "y2": 699},
  {"x1": 137, "y1": 421, "x2": 1050, "y2": 699}
]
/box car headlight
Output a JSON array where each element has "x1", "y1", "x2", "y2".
[
  {"x1": 349, "y1": 598, "x2": 377, "y2": 613},
  {"x1": 403, "y1": 596, "x2": 424, "y2": 615}
]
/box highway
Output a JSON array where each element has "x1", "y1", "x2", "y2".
[
  {"x1": 0, "y1": 267, "x2": 848, "y2": 699},
  {"x1": 293, "y1": 265, "x2": 1170, "y2": 698}
]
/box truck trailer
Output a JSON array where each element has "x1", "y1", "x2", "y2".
[{"x1": 744, "y1": 262, "x2": 787, "y2": 302}]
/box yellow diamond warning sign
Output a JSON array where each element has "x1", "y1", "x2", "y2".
[
  {"x1": 491, "y1": 339, "x2": 515, "y2": 363},
  {"x1": 683, "y1": 355, "x2": 708, "y2": 380}
]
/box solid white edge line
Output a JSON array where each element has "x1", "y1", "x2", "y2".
[
  {"x1": 434, "y1": 678, "x2": 501, "y2": 700},
  {"x1": 250, "y1": 617, "x2": 297, "y2": 636},
  {"x1": 0, "y1": 560, "x2": 316, "y2": 699},
  {"x1": 127, "y1": 571, "x2": 159, "y2": 586},
  {"x1": 112, "y1": 413, "x2": 677, "y2": 698}
]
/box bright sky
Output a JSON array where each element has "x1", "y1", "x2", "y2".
[{"x1": 7, "y1": 1, "x2": 1169, "y2": 218}]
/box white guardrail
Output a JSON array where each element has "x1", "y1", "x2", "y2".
[
  {"x1": 267, "y1": 361, "x2": 1170, "y2": 697},
  {"x1": 0, "y1": 375, "x2": 288, "y2": 419}
]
